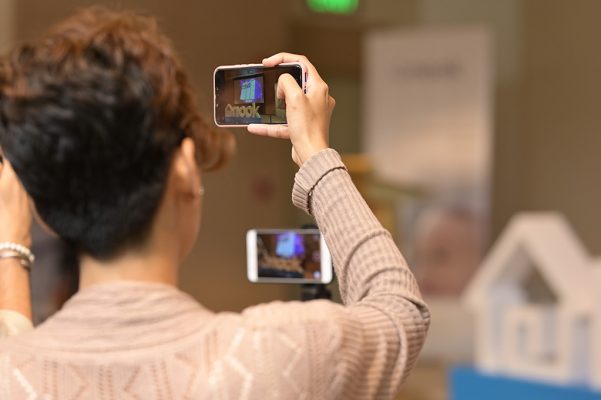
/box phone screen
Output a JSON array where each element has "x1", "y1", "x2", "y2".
[
  {"x1": 214, "y1": 65, "x2": 304, "y2": 126},
  {"x1": 255, "y1": 230, "x2": 327, "y2": 282}
]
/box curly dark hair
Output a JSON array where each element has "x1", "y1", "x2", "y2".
[{"x1": 0, "y1": 8, "x2": 234, "y2": 259}]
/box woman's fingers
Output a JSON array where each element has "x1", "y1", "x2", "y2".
[
  {"x1": 247, "y1": 74, "x2": 304, "y2": 139},
  {"x1": 276, "y1": 73, "x2": 304, "y2": 101},
  {"x1": 264, "y1": 53, "x2": 329, "y2": 105},
  {"x1": 263, "y1": 52, "x2": 323, "y2": 83},
  {"x1": 255, "y1": 53, "x2": 331, "y2": 166},
  {"x1": 247, "y1": 74, "x2": 303, "y2": 139},
  {"x1": 247, "y1": 124, "x2": 290, "y2": 139}
]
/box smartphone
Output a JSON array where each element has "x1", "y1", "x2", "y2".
[
  {"x1": 213, "y1": 63, "x2": 306, "y2": 127},
  {"x1": 246, "y1": 229, "x2": 332, "y2": 284}
]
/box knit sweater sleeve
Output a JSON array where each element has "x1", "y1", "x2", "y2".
[
  {"x1": 0, "y1": 310, "x2": 33, "y2": 338},
  {"x1": 291, "y1": 148, "x2": 430, "y2": 398}
]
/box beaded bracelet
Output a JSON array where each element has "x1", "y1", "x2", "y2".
[{"x1": 0, "y1": 242, "x2": 35, "y2": 269}]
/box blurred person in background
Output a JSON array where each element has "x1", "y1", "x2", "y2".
[
  {"x1": 0, "y1": 7, "x2": 429, "y2": 399},
  {"x1": 412, "y1": 206, "x2": 482, "y2": 296}
]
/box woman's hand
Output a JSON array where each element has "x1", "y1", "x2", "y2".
[
  {"x1": 0, "y1": 158, "x2": 32, "y2": 247},
  {"x1": 0, "y1": 158, "x2": 33, "y2": 321},
  {"x1": 247, "y1": 53, "x2": 336, "y2": 167}
]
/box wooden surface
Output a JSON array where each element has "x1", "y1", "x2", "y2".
[{"x1": 397, "y1": 360, "x2": 448, "y2": 400}]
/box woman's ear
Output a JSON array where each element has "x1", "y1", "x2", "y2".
[{"x1": 171, "y1": 137, "x2": 201, "y2": 197}]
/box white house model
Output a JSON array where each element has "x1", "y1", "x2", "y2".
[{"x1": 463, "y1": 212, "x2": 601, "y2": 389}]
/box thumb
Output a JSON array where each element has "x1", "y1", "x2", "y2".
[{"x1": 276, "y1": 73, "x2": 303, "y2": 103}]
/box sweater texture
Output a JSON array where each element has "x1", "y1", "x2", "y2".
[{"x1": 0, "y1": 148, "x2": 430, "y2": 399}]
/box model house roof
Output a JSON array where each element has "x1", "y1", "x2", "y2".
[{"x1": 463, "y1": 213, "x2": 595, "y2": 313}]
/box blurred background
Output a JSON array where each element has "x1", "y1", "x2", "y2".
[{"x1": 2, "y1": 0, "x2": 601, "y2": 399}]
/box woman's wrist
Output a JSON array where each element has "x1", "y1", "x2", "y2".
[
  {"x1": 0, "y1": 257, "x2": 32, "y2": 320},
  {"x1": 0, "y1": 256, "x2": 30, "y2": 270},
  {"x1": 300, "y1": 144, "x2": 329, "y2": 165},
  {"x1": 0, "y1": 241, "x2": 35, "y2": 269},
  {"x1": 0, "y1": 240, "x2": 34, "y2": 321},
  {"x1": 0, "y1": 235, "x2": 32, "y2": 249},
  {"x1": 292, "y1": 148, "x2": 346, "y2": 214}
]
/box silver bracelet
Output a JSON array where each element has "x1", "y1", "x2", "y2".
[
  {"x1": 0, "y1": 242, "x2": 34, "y2": 267},
  {"x1": 0, "y1": 250, "x2": 32, "y2": 269}
]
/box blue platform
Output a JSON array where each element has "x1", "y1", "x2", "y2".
[{"x1": 450, "y1": 365, "x2": 601, "y2": 400}]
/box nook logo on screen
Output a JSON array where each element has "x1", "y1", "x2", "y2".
[{"x1": 225, "y1": 103, "x2": 261, "y2": 119}]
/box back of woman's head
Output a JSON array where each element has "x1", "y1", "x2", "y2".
[{"x1": 0, "y1": 7, "x2": 233, "y2": 259}]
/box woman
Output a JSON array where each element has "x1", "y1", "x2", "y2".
[{"x1": 0, "y1": 8, "x2": 430, "y2": 399}]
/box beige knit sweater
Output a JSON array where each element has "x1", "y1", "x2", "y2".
[{"x1": 0, "y1": 149, "x2": 430, "y2": 399}]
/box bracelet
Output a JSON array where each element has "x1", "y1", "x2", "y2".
[
  {"x1": 0, "y1": 250, "x2": 32, "y2": 269},
  {"x1": 306, "y1": 166, "x2": 347, "y2": 215},
  {"x1": 0, "y1": 242, "x2": 34, "y2": 269}
]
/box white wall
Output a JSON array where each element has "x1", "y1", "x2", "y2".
[{"x1": 419, "y1": 0, "x2": 521, "y2": 82}]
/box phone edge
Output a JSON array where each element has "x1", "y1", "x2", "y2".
[
  {"x1": 213, "y1": 63, "x2": 306, "y2": 128},
  {"x1": 246, "y1": 229, "x2": 258, "y2": 282}
]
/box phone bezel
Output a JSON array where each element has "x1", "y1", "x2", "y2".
[
  {"x1": 246, "y1": 228, "x2": 333, "y2": 284},
  {"x1": 213, "y1": 63, "x2": 307, "y2": 128}
]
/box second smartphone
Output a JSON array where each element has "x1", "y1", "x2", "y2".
[
  {"x1": 213, "y1": 63, "x2": 306, "y2": 127},
  {"x1": 246, "y1": 229, "x2": 332, "y2": 284}
]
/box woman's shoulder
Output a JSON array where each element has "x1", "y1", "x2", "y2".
[{"x1": 207, "y1": 299, "x2": 352, "y2": 343}]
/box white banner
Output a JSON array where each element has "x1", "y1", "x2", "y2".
[{"x1": 364, "y1": 26, "x2": 493, "y2": 196}]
